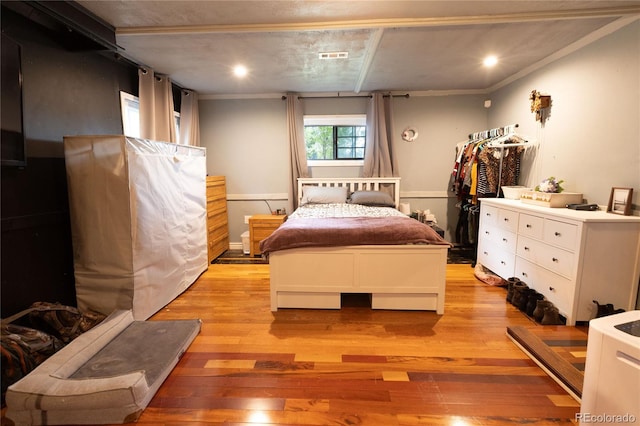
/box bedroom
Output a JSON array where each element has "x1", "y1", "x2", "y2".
[{"x1": 1, "y1": 1, "x2": 639, "y2": 424}]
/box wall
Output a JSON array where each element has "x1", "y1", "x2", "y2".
[
  {"x1": 199, "y1": 94, "x2": 488, "y2": 244},
  {"x1": 0, "y1": 7, "x2": 137, "y2": 316},
  {"x1": 487, "y1": 19, "x2": 640, "y2": 208}
]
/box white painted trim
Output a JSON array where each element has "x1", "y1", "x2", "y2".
[
  {"x1": 400, "y1": 191, "x2": 452, "y2": 199},
  {"x1": 226, "y1": 193, "x2": 289, "y2": 201},
  {"x1": 308, "y1": 160, "x2": 363, "y2": 167}
]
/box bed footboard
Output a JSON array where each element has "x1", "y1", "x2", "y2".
[{"x1": 269, "y1": 245, "x2": 447, "y2": 313}]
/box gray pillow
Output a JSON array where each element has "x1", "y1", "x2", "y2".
[
  {"x1": 349, "y1": 190, "x2": 395, "y2": 207},
  {"x1": 300, "y1": 186, "x2": 349, "y2": 205}
]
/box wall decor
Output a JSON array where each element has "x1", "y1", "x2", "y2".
[
  {"x1": 530, "y1": 90, "x2": 551, "y2": 124},
  {"x1": 401, "y1": 127, "x2": 418, "y2": 142},
  {"x1": 607, "y1": 187, "x2": 633, "y2": 215}
]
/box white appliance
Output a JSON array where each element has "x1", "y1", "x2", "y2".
[{"x1": 580, "y1": 310, "x2": 640, "y2": 425}]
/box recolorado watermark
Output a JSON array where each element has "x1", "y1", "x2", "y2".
[{"x1": 576, "y1": 413, "x2": 637, "y2": 423}]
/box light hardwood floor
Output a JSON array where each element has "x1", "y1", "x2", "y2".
[
  {"x1": 121, "y1": 262, "x2": 586, "y2": 426},
  {"x1": 2, "y1": 264, "x2": 588, "y2": 426}
]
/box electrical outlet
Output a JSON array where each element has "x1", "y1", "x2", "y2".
[{"x1": 244, "y1": 215, "x2": 252, "y2": 224}]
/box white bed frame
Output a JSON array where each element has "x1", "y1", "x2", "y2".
[{"x1": 269, "y1": 177, "x2": 448, "y2": 313}]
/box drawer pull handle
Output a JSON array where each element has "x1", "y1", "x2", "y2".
[
  {"x1": 552, "y1": 257, "x2": 559, "y2": 262},
  {"x1": 554, "y1": 232, "x2": 561, "y2": 237},
  {"x1": 500, "y1": 261, "x2": 506, "y2": 265},
  {"x1": 483, "y1": 251, "x2": 488, "y2": 255},
  {"x1": 486, "y1": 213, "x2": 492, "y2": 217},
  {"x1": 521, "y1": 272, "x2": 528, "y2": 277},
  {"x1": 502, "y1": 238, "x2": 507, "y2": 242},
  {"x1": 524, "y1": 246, "x2": 530, "y2": 251},
  {"x1": 526, "y1": 224, "x2": 532, "y2": 228},
  {"x1": 485, "y1": 231, "x2": 490, "y2": 235},
  {"x1": 504, "y1": 218, "x2": 509, "y2": 222},
  {"x1": 549, "y1": 286, "x2": 555, "y2": 291}
]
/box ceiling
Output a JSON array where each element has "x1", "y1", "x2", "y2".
[{"x1": 76, "y1": 1, "x2": 640, "y2": 97}]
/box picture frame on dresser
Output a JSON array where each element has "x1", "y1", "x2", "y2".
[{"x1": 607, "y1": 187, "x2": 633, "y2": 216}]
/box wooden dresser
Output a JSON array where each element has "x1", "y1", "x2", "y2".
[
  {"x1": 477, "y1": 198, "x2": 640, "y2": 325},
  {"x1": 206, "y1": 176, "x2": 229, "y2": 263},
  {"x1": 249, "y1": 214, "x2": 287, "y2": 256}
]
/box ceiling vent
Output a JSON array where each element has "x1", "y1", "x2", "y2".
[{"x1": 319, "y1": 52, "x2": 349, "y2": 60}]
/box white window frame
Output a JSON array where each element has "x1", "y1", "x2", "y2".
[
  {"x1": 304, "y1": 114, "x2": 366, "y2": 167},
  {"x1": 119, "y1": 91, "x2": 180, "y2": 140}
]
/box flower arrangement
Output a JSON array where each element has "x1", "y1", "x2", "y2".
[{"x1": 535, "y1": 176, "x2": 564, "y2": 193}]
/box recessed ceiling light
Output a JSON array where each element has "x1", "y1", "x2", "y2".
[
  {"x1": 319, "y1": 51, "x2": 349, "y2": 59},
  {"x1": 483, "y1": 55, "x2": 498, "y2": 67},
  {"x1": 233, "y1": 65, "x2": 248, "y2": 77}
]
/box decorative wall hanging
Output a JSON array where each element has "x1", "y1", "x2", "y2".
[
  {"x1": 530, "y1": 90, "x2": 551, "y2": 124},
  {"x1": 401, "y1": 127, "x2": 418, "y2": 142}
]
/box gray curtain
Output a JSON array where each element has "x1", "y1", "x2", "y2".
[
  {"x1": 138, "y1": 68, "x2": 176, "y2": 143},
  {"x1": 286, "y1": 93, "x2": 309, "y2": 210},
  {"x1": 179, "y1": 89, "x2": 200, "y2": 146},
  {"x1": 364, "y1": 92, "x2": 399, "y2": 177}
]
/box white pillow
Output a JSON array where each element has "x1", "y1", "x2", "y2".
[{"x1": 300, "y1": 186, "x2": 348, "y2": 205}]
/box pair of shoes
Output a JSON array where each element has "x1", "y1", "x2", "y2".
[
  {"x1": 593, "y1": 300, "x2": 626, "y2": 318},
  {"x1": 511, "y1": 281, "x2": 529, "y2": 308},
  {"x1": 540, "y1": 304, "x2": 565, "y2": 325},
  {"x1": 506, "y1": 277, "x2": 520, "y2": 303}
]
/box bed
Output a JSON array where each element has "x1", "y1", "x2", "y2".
[{"x1": 261, "y1": 177, "x2": 450, "y2": 313}]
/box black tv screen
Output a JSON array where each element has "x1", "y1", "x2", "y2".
[{"x1": 1, "y1": 34, "x2": 27, "y2": 167}]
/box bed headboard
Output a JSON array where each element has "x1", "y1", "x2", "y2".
[{"x1": 297, "y1": 177, "x2": 401, "y2": 208}]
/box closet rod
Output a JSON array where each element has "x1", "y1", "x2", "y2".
[{"x1": 468, "y1": 123, "x2": 518, "y2": 140}]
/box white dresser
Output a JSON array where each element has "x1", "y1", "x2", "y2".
[{"x1": 477, "y1": 198, "x2": 640, "y2": 325}]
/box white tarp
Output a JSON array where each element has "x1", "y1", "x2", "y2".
[{"x1": 64, "y1": 135, "x2": 208, "y2": 320}]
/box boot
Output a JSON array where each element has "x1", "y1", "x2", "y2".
[
  {"x1": 593, "y1": 300, "x2": 614, "y2": 318},
  {"x1": 518, "y1": 288, "x2": 535, "y2": 312},
  {"x1": 506, "y1": 277, "x2": 520, "y2": 303},
  {"x1": 511, "y1": 282, "x2": 528, "y2": 308},
  {"x1": 541, "y1": 305, "x2": 564, "y2": 325},
  {"x1": 533, "y1": 300, "x2": 552, "y2": 323},
  {"x1": 526, "y1": 291, "x2": 545, "y2": 317}
]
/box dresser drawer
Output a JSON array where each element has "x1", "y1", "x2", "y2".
[
  {"x1": 518, "y1": 213, "x2": 544, "y2": 240},
  {"x1": 497, "y1": 208, "x2": 519, "y2": 233},
  {"x1": 477, "y1": 241, "x2": 515, "y2": 279},
  {"x1": 543, "y1": 219, "x2": 578, "y2": 251},
  {"x1": 515, "y1": 257, "x2": 573, "y2": 317},
  {"x1": 481, "y1": 226, "x2": 517, "y2": 253},
  {"x1": 480, "y1": 204, "x2": 498, "y2": 227},
  {"x1": 517, "y1": 236, "x2": 575, "y2": 278}
]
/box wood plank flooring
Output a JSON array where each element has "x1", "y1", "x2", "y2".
[
  {"x1": 134, "y1": 263, "x2": 586, "y2": 425},
  {"x1": 4, "y1": 263, "x2": 588, "y2": 425}
]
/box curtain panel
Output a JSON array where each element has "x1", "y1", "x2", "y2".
[
  {"x1": 364, "y1": 93, "x2": 399, "y2": 177},
  {"x1": 138, "y1": 68, "x2": 176, "y2": 143},
  {"x1": 179, "y1": 89, "x2": 200, "y2": 147},
  {"x1": 286, "y1": 94, "x2": 309, "y2": 210}
]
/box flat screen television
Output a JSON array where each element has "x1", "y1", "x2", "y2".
[{"x1": 1, "y1": 33, "x2": 27, "y2": 167}]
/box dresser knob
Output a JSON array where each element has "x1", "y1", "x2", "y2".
[
  {"x1": 526, "y1": 224, "x2": 532, "y2": 228},
  {"x1": 483, "y1": 251, "x2": 488, "y2": 255},
  {"x1": 549, "y1": 286, "x2": 555, "y2": 291},
  {"x1": 522, "y1": 272, "x2": 528, "y2": 277},
  {"x1": 552, "y1": 257, "x2": 559, "y2": 262},
  {"x1": 504, "y1": 218, "x2": 509, "y2": 222},
  {"x1": 500, "y1": 261, "x2": 506, "y2": 265},
  {"x1": 502, "y1": 238, "x2": 507, "y2": 242},
  {"x1": 524, "y1": 246, "x2": 530, "y2": 251},
  {"x1": 554, "y1": 232, "x2": 561, "y2": 237}
]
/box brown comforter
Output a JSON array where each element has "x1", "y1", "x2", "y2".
[{"x1": 259, "y1": 216, "x2": 451, "y2": 256}]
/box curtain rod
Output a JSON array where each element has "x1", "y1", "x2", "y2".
[{"x1": 281, "y1": 94, "x2": 410, "y2": 100}]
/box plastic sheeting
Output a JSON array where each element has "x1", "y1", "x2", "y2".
[{"x1": 64, "y1": 136, "x2": 208, "y2": 320}]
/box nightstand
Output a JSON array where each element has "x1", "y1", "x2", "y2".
[{"x1": 249, "y1": 214, "x2": 287, "y2": 256}]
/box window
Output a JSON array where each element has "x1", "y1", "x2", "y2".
[
  {"x1": 304, "y1": 115, "x2": 366, "y2": 165},
  {"x1": 119, "y1": 91, "x2": 180, "y2": 140}
]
